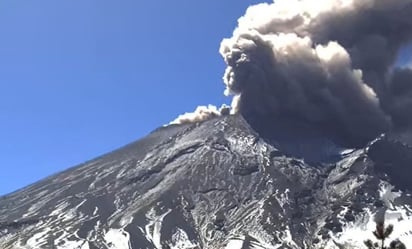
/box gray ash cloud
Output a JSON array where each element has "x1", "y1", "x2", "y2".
[
  {"x1": 219, "y1": 0, "x2": 412, "y2": 146},
  {"x1": 383, "y1": 68, "x2": 412, "y2": 128}
]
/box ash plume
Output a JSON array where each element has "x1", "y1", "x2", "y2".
[
  {"x1": 220, "y1": 0, "x2": 412, "y2": 146},
  {"x1": 383, "y1": 68, "x2": 412, "y2": 128},
  {"x1": 170, "y1": 104, "x2": 230, "y2": 125}
]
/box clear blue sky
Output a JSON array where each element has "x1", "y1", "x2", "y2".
[
  {"x1": 0, "y1": 0, "x2": 273, "y2": 196},
  {"x1": 0, "y1": 0, "x2": 410, "y2": 196}
]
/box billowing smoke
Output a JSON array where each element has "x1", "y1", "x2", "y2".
[
  {"x1": 384, "y1": 68, "x2": 412, "y2": 128},
  {"x1": 170, "y1": 104, "x2": 230, "y2": 125},
  {"x1": 220, "y1": 0, "x2": 412, "y2": 145}
]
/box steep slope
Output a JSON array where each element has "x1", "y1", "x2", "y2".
[{"x1": 1, "y1": 114, "x2": 412, "y2": 249}]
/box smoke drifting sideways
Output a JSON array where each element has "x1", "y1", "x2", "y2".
[
  {"x1": 170, "y1": 105, "x2": 230, "y2": 125},
  {"x1": 219, "y1": 0, "x2": 412, "y2": 146}
]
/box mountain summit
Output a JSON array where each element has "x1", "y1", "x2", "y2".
[{"x1": 1, "y1": 114, "x2": 412, "y2": 248}]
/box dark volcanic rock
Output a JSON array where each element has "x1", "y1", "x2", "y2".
[{"x1": 0, "y1": 114, "x2": 412, "y2": 248}]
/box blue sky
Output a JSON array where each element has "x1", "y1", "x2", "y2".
[{"x1": 0, "y1": 0, "x2": 272, "y2": 195}]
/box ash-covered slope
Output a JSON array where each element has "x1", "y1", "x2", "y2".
[{"x1": 1, "y1": 114, "x2": 412, "y2": 249}]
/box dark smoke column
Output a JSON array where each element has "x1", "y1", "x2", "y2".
[{"x1": 219, "y1": 0, "x2": 412, "y2": 146}]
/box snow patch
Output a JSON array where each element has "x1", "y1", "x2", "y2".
[
  {"x1": 104, "y1": 228, "x2": 131, "y2": 249},
  {"x1": 51, "y1": 228, "x2": 90, "y2": 249},
  {"x1": 225, "y1": 235, "x2": 280, "y2": 249},
  {"x1": 329, "y1": 182, "x2": 412, "y2": 248},
  {"x1": 379, "y1": 182, "x2": 402, "y2": 209},
  {"x1": 274, "y1": 188, "x2": 290, "y2": 210},
  {"x1": 57, "y1": 239, "x2": 89, "y2": 249},
  {"x1": 225, "y1": 237, "x2": 244, "y2": 249},
  {"x1": 168, "y1": 228, "x2": 198, "y2": 249},
  {"x1": 119, "y1": 215, "x2": 134, "y2": 228},
  {"x1": 92, "y1": 207, "x2": 99, "y2": 216},
  {"x1": 340, "y1": 148, "x2": 355, "y2": 156},
  {"x1": 26, "y1": 228, "x2": 50, "y2": 248},
  {"x1": 144, "y1": 208, "x2": 172, "y2": 249}
]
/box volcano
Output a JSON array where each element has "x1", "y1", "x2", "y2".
[{"x1": 1, "y1": 114, "x2": 412, "y2": 248}]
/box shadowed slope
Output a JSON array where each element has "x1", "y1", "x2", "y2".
[{"x1": 1, "y1": 114, "x2": 412, "y2": 248}]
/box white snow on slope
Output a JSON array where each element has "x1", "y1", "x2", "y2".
[
  {"x1": 329, "y1": 181, "x2": 412, "y2": 249},
  {"x1": 26, "y1": 228, "x2": 50, "y2": 248},
  {"x1": 144, "y1": 207, "x2": 172, "y2": 249},
  {"x1": 168, "y1": 228, "x2": 198, "y2": 249},
  {"x1": 104, "y1": 228, "x2": 131, "y2": 249}
]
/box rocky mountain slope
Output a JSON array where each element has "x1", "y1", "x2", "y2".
[{"x1": 1, "y1": 114, "x2": 412, "y2": 249}]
